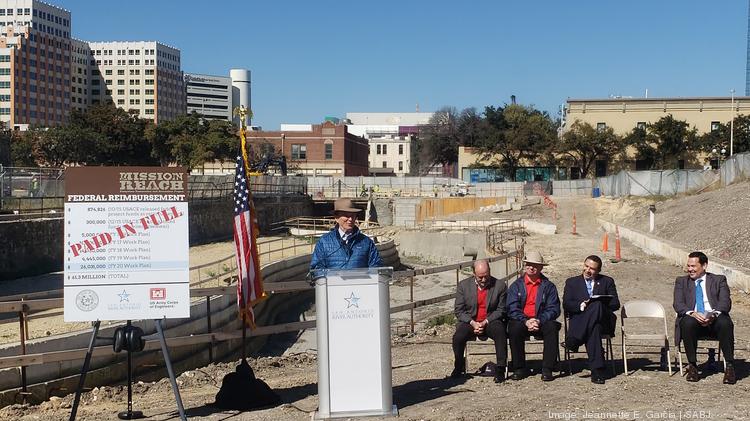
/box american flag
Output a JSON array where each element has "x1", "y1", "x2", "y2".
[{"x1": 233, "y1": 150, "x2": 266, "y2": 327}]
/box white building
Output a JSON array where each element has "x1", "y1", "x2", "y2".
[
  {"x1": 87, "y1": 41, "x2": 185, "y2": 123},
  {"x1": 184, "y1": 72, "x2": 231, "y2": 120},
  {"x1": 345, "y1": 112, "x2": 433, "y2": 176}
]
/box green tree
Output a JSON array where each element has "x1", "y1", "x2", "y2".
[
  {"x1": 414, "y1": 106, "x2": 460, "y2": 174},
  {"x1": 477, "y1": 104, "x2": 557, "y2": 173},
  {"x1": 632, "y1": 115, "x2": 699, "y2": 169},
  {"x1": 11, "y1": 130, "x2": 38, "y2": 166},
  {"x1": 557, "y1": 121, "x2": 624, "y2": 178},
  {"x1": 700, "y1": 115, "x2": 750, "y2": 155},
  {"x1": 0, "y1": 122, "x2": 10, "y2": 166}
]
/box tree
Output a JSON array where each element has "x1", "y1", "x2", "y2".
[
  {"x1": 557, "y1": 121, "x2": 624, "y2": 178},
  {"x1": 413, "y1": 106, "x2": 461, "y2": 174},
  {"x1": 0, "y1": 122, "x2": 10, "y2": 166},
  {"x1": 699, "y1": 115, "x2": 750, "y2": 155},
  {"x1": 11, "y1": 130, "x2": 39, "y2": 166},
  {"x1": 627, "y1": 115, "x2": 698, "y2": 169},
  {"x1": 476, "y1": 104, "x2": 557, "y2": 173}
]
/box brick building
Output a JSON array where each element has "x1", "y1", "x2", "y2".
[{"x1": 246, "y1": 120, "x2": 369, "y2": 176}]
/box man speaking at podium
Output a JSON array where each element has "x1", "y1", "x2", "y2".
[{"x1": 310, "y1": 198, "x2": 383, "y2": 270}]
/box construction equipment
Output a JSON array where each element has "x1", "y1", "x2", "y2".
[{"x1": 249, "y1": 154, "x2": 288, "y2": 176}]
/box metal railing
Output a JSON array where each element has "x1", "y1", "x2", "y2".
[{"x1": 0, "y1": 238, "x2": 524, "y2": 403}]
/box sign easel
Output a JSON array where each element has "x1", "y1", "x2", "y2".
[{"x1": 63, "y1": 167, "x2": 191, "y2": 420}]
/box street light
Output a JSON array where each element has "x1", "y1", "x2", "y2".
[
  {"x1": 711, "y1": 147, "x2": 727, "y2": 169},
  {"x1": 730, "y1": 89, "x2": 735, "y2": 156}
]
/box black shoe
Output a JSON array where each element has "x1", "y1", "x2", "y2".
[
  {"x1": 494, "y1": 368, "x2": 506, "y2": 384},
  {"x1": 541, "y1": 369, "x2": 554, "y2": 382},
  {"x1": 686, "y1": 364, "x2": 699, "y2": 382},
  {"x1": 511, "y1": 369, "x2": 529, "y2": 381},
  {"x1": 723, "y1": 366, "x2": 737, "y2": 385},
  {"x1": 591, "y1": 369, "x2": 606, "y2": 384},
  {"x1": 561, "y1": 340, "x2": 579, "y2": 353},
  {"x1": 449, "y1": 368, "x2": 465, "y2": 379}
]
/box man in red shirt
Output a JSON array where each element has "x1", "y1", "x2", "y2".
[
  {"x1": 451, "y1": 259, "x2": 508, "y2": 383},
  {"x1": 506, "y1": 251, "x2": 561, "y2": 381}
]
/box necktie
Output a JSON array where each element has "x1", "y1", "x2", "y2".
[
  {"x1": 586, "y1": 279, "x2": 593, "y2": 297},
  {"x1": 695, "y1": 280, "x2": 705, "y2": 314}
]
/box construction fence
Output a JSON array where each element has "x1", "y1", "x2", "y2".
[
  {"x1": 596, "y1": 170, "x2": 718, "y2": 197},
  {"x1": 720, "y1": 151, "x2": 750, "y2": 186}
]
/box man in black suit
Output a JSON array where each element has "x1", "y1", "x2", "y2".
[
  {"x1": 673, "y1": 251, "x2": 735, "y2": 384},
  {"x1": 451, "y1": 259, "x2": 507, "y2": 383},
  {"x1": 562, "y1": 255, "x2": 620, "y2": 384}
]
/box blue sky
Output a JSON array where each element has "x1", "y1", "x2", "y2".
[{"x1": 66, "y1": 0, "x2": 748, "y2": 129}]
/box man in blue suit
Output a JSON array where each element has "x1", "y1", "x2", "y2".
[
  {"x1": 562, "y1": 255, "x2": 620, "y2": 384},
  {"x1": 506, "y1": 251, "x2": 561, "y2": 381}
]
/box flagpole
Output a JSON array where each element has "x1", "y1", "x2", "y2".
[
  {"x1": 237, "y1": 105, "x2": 250, "y2": 362},
  {"x1": 241, "y1": 311, "x2": 247, "y2": 361}
]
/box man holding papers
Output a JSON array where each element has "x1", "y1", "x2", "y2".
[
  {"x1": 562, "y1": 255, "x2": 620, "y2": 384},
  {"x1": 673, "y1": 251, "x2": 735, "y2": 384}
]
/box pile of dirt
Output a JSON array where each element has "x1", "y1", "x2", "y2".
[{"x1": 598, "y1": 180, "x2": 750, "y2": 270}]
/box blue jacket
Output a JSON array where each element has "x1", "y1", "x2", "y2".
[
  {"x1": 506, "y1": 274, "x2": 561, "y2": 324},
  {"x1": 309, "y1": 225, "x2": 383, "y2": 271}
]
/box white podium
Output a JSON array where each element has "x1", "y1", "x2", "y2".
[{"x1": 313, "y1": 267, "x2": 397, "y2": 419}]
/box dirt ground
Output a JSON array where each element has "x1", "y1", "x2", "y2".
[{"x1": 3, "y1": 197, "x2": 750, "y2": 420}]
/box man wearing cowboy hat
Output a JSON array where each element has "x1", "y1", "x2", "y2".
[
  {"x1": 562, "y1": 255, "x2": 620, "y2": 384},
  {"x1": 309, "y1": 198, "x2": 383, "y2": 271},
  {"x1": 506, "y1": 250, "x2": 561, "y2": 381}
]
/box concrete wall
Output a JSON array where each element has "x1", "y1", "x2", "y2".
[
  {"x1": 0, "y1": 196, "x2": 314, "y2": 281},
  {"x1": 0, "y1": 239, "x2": 400, "y2": 406},
  {"x1": 396, "y1": 231, "x2": 489, "y2": 264},
  {"x1": 598, "y1": 219, "x2": 750, "y2": 292},
  {"x1": 553, "y1": 179, "x2": 593, "y2": 197}
]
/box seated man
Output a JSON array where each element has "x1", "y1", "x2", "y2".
[
  {"x1": 673, "y1": 251, "x2": 735, "y2": 384},
  {"x1": 562, "y1": 255, "x2": 620, "y2": 384},
  {"x1": 451, "y1": 259, "x2": 508, "y2": 383},
  {"x1": 506, "y1": 251, "x2": 561, "y2": 381}
]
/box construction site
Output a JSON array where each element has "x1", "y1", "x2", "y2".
[{"x1": 1, "y1": 158, "x2": 750, "y2": 420}]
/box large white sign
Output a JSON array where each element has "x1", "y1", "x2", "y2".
[{"x1": 63, "y1": 167, "x2": 190, "y2": 322}]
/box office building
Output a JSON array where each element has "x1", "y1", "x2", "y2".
[
  {"x1": 88, "y1": 41, "x2": 185, "y2": 123},
  {"x1": 184, "y1": 72, "x2": 231, "y2": 120}
]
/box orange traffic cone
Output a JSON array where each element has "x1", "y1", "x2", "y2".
[
  {"x1": 614, "y1": 226, "x2": 622, "y2": 261},
  {"x1": 601, "y1": 231, "x2": 609, "y2": 252},
  {"x1": 572, "y1": 211, "x2": 577, "y2": 235}
]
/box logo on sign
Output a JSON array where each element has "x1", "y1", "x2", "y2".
[
  {"x1": 150, "y1": 288, "x2": 167, "y2": 300},
  {"x1": 76, "y1": 289, "x2": 99, "y2": 312},
  {"x1": 344, "y1": 292, "x2": 360, "y2": 308}
]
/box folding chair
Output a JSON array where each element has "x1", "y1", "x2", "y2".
[
  {"x1": 620, "y1": 300, "x2": 672, "y2": 375},
  {"x1": 464, "y1": 336, "x2": 509, "y2": 378},
  {"x1": 563, "y1": 313, "x2": 615, "y2": 374},
  {"x1": 675, "y1": 329, "x2": 727, "y2": 376}
]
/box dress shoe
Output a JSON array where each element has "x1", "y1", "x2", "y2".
[
  {"x1": 494, "y1": 368, "x2": 506, "y2": 384},
  {"x1": 541, "y1": 369, "x2": 554, "y2": 382},
  {"x1": 591, "y1": 369, "x2": 606, "y2": 384},
  {"x1": 561, "y1": 340, "x2": 579, "y2": 353},
  {"x1": 686, "y1": 364, "x2": 699, "y2": 382},
  {"x1": 511, "y1": 369, "x2": 529, "y2": 381},
  {"x1": 449, "y1": 368, "x2": 465, "y2": 379},
  {"x1": 723, "y1": 366, "x2": 737, "y2": 385}
]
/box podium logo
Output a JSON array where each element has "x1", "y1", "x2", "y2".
[
  {"x1": 150, "y1": 288, "x2": 167, "y2": 300},
  {"x1": 344, "y1": 292, "x2": 360, "y2": 308}
]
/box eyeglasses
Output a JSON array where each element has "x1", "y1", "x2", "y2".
[{"x1": 336, "y1": 213, "x2": 357, "y2": 219}]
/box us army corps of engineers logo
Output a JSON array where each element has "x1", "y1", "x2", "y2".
[{"x1": 75, "y1": 289, "x2": 99, "y2": 312}]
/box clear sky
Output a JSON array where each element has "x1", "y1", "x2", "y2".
[{"x1": 65, "y1": 0, "x2": 748, "y2": 129}]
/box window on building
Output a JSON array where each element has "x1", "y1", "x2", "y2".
[
  {"x1": 145, "y1": 89, "x2": 154, "y2": 95},
  {"x1": 104, "y1": 69, "x2": 112, "y2": 75},
  {"x1": 145, "y1": 79, "x2": 154, "y2": 85},
  {"x1": 117, "y1": 69, "x2": 125, "y2": 75},
  {"x1": 398, "y1": 161, "x2": 403, "y2": 171},
  {"x1": 92, "y1": 89, "x2": 100, "y2": 96},
  {"x1": 382, "y1": 145, "x2": 387, "y2": 154},
  {"x1": 145, "y1": 98, "x2": 154, "y2": 105},
  {"x1": 129, "y1": 69, "x2": 140, "y2": 75},
  {"x1": 91, "y1": 79, "x2": 100, "y2": 85},
  {"x1": 325, "y1": 142, "x2": 333, "y2": 160},
  {"x1": 117, "y1": 79, "x2": 124, "y2": 85},
  {"x1": 117, "y1": 89, "x2": 125, "y2": 95},
  {"x1": 711, "y1": 121, "x2": 720, "y2": 132},
  {"x1": 382, "y1": 161, "x2": 387, "y2": 168},
  {"x1": 636, "y1": 121, "x2": 646, "y2": 130},
  {"x1": 376, "y1": 144, "x2": 381, "y2": 154},
  {"x1": 105, "y1": 89, "x2": 112, "y2": 95},
  {"x1": 291, "y1": 144, "x2": 307, "y2": 160},
  {"x1": 596, "y1": 122, "x2": 606, "y2": 131},
  {"x1": 117, "y1": 99, "x2": 124, "y2": 105},
  {"x1": 145, "y1": 109, "x2": 154, "y2": 115},
  {"x1": 399, "y1": 144, "x2": 404, "y2": 155},
  {"x1": 145, "y1": 69, "x2": 154, "y2": 75}
]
